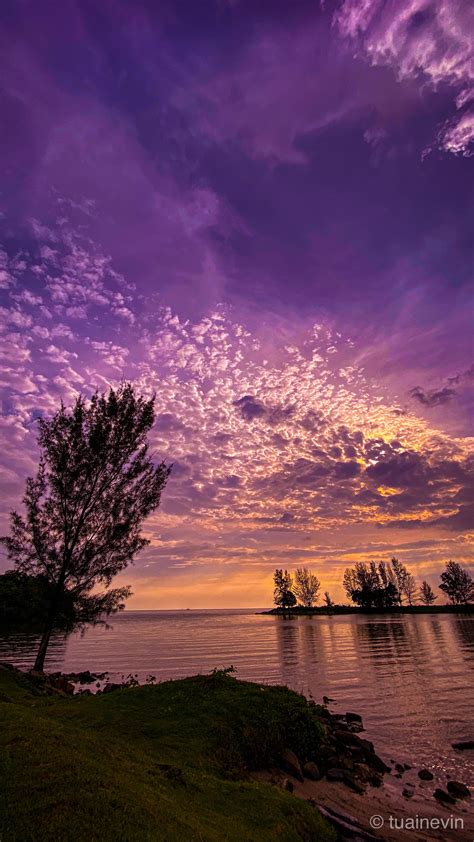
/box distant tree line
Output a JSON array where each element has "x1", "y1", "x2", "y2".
[{"x1": 273, "y1": 559, "x2": 474, "y2": 610}]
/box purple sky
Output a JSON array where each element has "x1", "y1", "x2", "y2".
[{"x1": 0, "y1": 0, "x2": 473, "y2": 606}]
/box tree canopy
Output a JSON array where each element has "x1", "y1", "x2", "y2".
[
  {"x1": 273, "y1": 569, "x2": 296, "y2": 609},
  {"x1": 343, "y1": 561, "x2": 400, "y2": 609},
  {"x1": 294, "y1": 567, "x2": 320, "y2": 607},
  {"x1": 439, "y1": 561, "x2": 474, "y2": 605},
  {"x1": 1, "y1": 384, "x2": 171, "y2": 669}
]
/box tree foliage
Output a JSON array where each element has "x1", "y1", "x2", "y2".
[
  {"x1": 439, "y1": 561, "x2": 474, "y2": 605},
  {"x1": 323, "y1": 591, "x2": 334, "y2": 608},
  {"x1": 343, "y1": 561, "x2": 400, "y2": 609},
  {"x1": 1, "y1": 384, "x2": 171, "y2": 669},
  {"x1": 0, "y1": 571, "x2": 73, "y2": 628},
  {"x1": 294, "y1": 567, "x2": 320, "y2": 607},
  {"x1": 273, "y1": 569, "x2": 296, "y2": 609},
  {"x1": 419, "y1": 581, "x2": 437, "y2": 606},
  {"x1": 390, "y1": 558, "x2": 408, "y2": 604},
  {"x1": 402, "y1": 572, "x2": 418, "y2": 606}
]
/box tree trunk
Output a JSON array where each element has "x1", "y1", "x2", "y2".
[
  {"x1": 33, "y1": 622, "x2": 54, "y2": 672},
  {"x1": 33, "y1": 573, "x2": 66, "y2": 672}
]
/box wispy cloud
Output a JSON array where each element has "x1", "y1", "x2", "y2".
[{"x1": 334, "y1": 0, "x2": 474, "y2": 156}]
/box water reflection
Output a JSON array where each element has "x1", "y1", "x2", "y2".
[
  {"x1": 0, "y1": 629, "x2": 68, "y2": 670},
  {"x1": 454, "y1": 617, "x2": 474, "y2": 667},
  {"x1": 1, "y1": 611, "x2": 473, "y2": 784}
]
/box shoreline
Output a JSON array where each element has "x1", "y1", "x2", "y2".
[
  {"x1": 262, "y1": 604, "x2": 474, "y2": 616},
  {"x1": 1, "y1": 663, "x2": 472, "y2": 841}
]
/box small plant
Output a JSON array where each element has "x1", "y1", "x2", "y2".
[{"x1": 211, "y1": 665, "x2": 237, "y2": 678}]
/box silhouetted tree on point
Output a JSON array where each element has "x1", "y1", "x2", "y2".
[
  {"x1": 439, "y1": 561, "x2": 474, "y2": 605},
  {"x1": 323, "y1": 591, "x2": 334, "y2": 609},
  {"x1": 273, "y1": 569, "x2": 296, "y2": 609},
  {"x1": 403, "y1": 572, "x2": 418, "y2": 606},
  {"x1": 294, "y1": 567, "x2": 320, "y2": 607},
  {"x1": 419, "y1": 581, "x2": 437, "y2": 606},
  {"x1": 391, "y1": 558, "x2": 409, "y2": 605},
  {"x1": 343, "y1": 561, "x2": 399, "y2": 609},
  {"x1": 1, "y1": 384, "x2": 171, "y2": 671}
]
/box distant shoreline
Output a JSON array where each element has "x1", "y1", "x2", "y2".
[{"x1": 262, "y1": 604, "x2": 474, "y2": 616}]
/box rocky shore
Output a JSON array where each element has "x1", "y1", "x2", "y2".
[
  {"x1": 260, "y1": 703, "x2": 472, "y2": 841},
  {"x1": 1, "y1": 663, "x2": 472, "y2": 841}
]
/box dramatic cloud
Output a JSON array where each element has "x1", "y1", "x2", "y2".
[
  {"x1": 334, "y1": 0, "x2": 474, "y2": 156},
  {"x1": 409, "y1": 386, "x2": 457, "y2": 407},
  {"x1": 0, "y1": 1, "x2": 472, "y2": 605}
]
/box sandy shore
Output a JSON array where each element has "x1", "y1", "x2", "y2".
[{"x1": 255, "y1": 769, "x2": 473, "y2": 841}]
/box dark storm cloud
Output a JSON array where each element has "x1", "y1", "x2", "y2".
[
  {"x1": 233, "y1": 395, "x2": 267, "y2": 421},
  {"x1": 409, "y1": 386, "x2": 457, "y2": 407}
]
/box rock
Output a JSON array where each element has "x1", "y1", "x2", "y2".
[
  {"x1": 326, "y1": 768, "x2": 345, "y2": 782},
  {"x1": 323, "y1": 695, "x2": 335, "y2": 704},
  {"x1": 280, "y1": 748, "x2": 303, "y2": 782},
  {"x1": 336, "y1": 731, "x2": 363, "y2": 748},
  {"x1": 403, "y1": 787, "x2": 414, "y2": 798},
  {"x1": 281, "y1": 777, "x2": 294, "y2": 792},
  {"x1": 339, "y1": 755, "x2": 355, "y2": 772},
  {"x1": 403, "y1": 763, "x2": 412, "y2": 771},
  {"x1": 367, "y1": 754, "x2": 391, "y2": 774},
  {"x1": 446, "y1": 781, "x2": 471, "y2": 799},
  {"x1": 433, "y1": 788, "x2": 456, "y2": 805},
  {"x1": 418, "y1": 768, "x2": 434, "y2": 781},
  {"x1": 348, "y1": 722, "x2": 364, "y2": 733},
  {"x1": 394, "y1": 763, "x2": 405, "y2": 775},
  {"x1": 102, "y1": 682, "x2": 122, "y2": 693},
  {"x1": 303, "y1": 761, "x2": 321, "y2": 781},
  {"x1": 343, "y1": 773, "x2": 365, "y2": 794},
  {"x1": 76, "y1": 670, "x2": 96, "y2": 684},
  {"x1": 48, "y1": 675, "x2": 74, "y2": 694},
  {"x1": 346, "y1": 712, "x2": 363, "y2": 725},
  {"x1": 452, "y1": 740, "x2": 474, "y2": 751},
  {"x1": 359, "y1": 738, "x2": 375, "y2": 754},
  {"x1": 318, "y1": 707, "x2": 333, "y2": 721}
]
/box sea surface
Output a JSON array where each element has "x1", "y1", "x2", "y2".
[{"x1": 1, "y1": 609, "x2": 473, "y2": 785}]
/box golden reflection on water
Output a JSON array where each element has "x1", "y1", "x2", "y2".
[{"x1": 1, "y1": 611, "x2": 473, "y2": 784}]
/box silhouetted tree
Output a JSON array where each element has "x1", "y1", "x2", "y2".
[
  {"x1": 323, "y1": 591, "x2": 334, "y2": 608},
  {"x1": 419, "y1": 581, "x2": 437, "y2": 606},
  {"x1": 391, "y1": 557, "x2": 409, "y2": 605},
  {"x1": 439, "y1": 561, "x2": 474, "y2": 605},
  {"x1": 343, "y1": 561, "x2": 399, "y2": 609},
  {"x1": 273, "y1": 569, "x2": 296, "y2": 609},
  {"x1": 378, "y1": 561, "x2": 398, "y2": 590},
  {"x1": 403, "y1": 572, "x2": 418, "y2": 605},
  {"x1": 294, "y1": 567, "x2": 320, "y2": 607},
  {"x1": 0, "y1": 570, "x2": 73, "y2": 628},
  {"x1": 1, "y1": 384, "x2": 171, "y2": 671}
]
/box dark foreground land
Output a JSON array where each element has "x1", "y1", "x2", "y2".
[
  {"x1": 0, "y1": 665, "x2": 337, "y2": 842},
  {"x1": 264, "y1": 604, "x2": 474, "y2": 616},
  {"x1": 1, "y1": 665, "x2": 472, "y2": 841}
]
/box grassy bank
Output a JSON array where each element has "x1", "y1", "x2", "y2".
[{"x1": 0, "y1": 666, "x2": 335, "y2": 842}]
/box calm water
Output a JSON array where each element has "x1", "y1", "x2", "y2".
[{"x1": 2, "y1": 610, "x2": 473, "y2": 785}]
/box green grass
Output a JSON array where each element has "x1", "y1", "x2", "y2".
[{"x1": 0, "y1": 668, "x2": 335, "y2": 842}]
